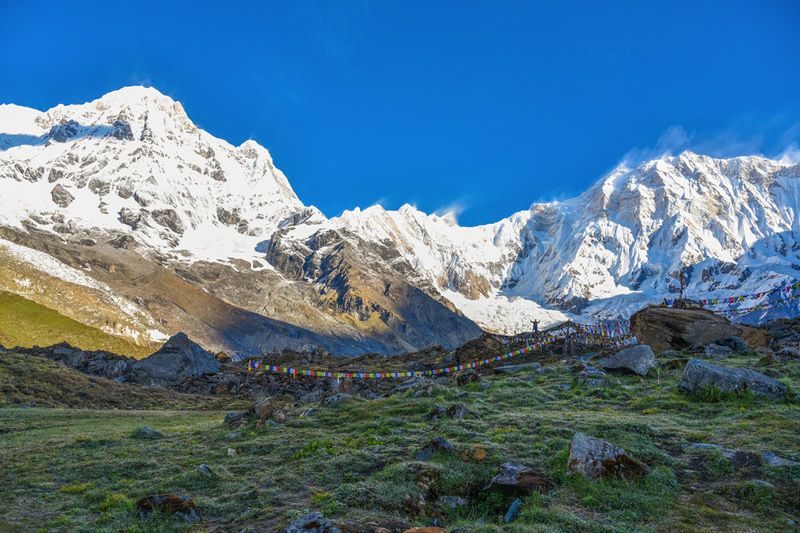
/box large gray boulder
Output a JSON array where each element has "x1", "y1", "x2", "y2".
[
  {"x1": 679, "y1": 359, "x2": 788, "y2": 400},
  {"x1": 132, "y1": 333, "x2": 220, "y2": 386},
  {"x1": 567, "y1": 432, "x2": 647, "y2": 481},
  {"x1": 597, "y1": 345, "x2": 656, "y2": 376}
]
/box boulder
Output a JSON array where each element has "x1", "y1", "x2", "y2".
[
  {"x1": 484, "y1": 462, "x2": 550, "y2": 495},
  {"x1": 762, "y1": 451, "x2": 800, "y2": 468},
  {"x1": 630, "y1": 306, "x2": 739, "y2": 353},
  {"x1": 679, "y1": 359, "x2": 788, "y2": 400},
  {"x1": 132, "y1": 333, "x2": 220, "y2": 386},
  {"x1": 135, "y1": 494, "x2": 200, "y2": 523},
  {"x1": 691, "y1": 343, "x2": 734, "y2": 359},
  {"x1": 281, "y1": 511, "x2": 340, "y2": 533},
  {"x1": 596, "y1": 345, "x2": 656, "y2": 376},
  {"x1": 323, "y1": 393, "x2": 352, "y2": 406},
  {"x1": 131, "y1": 426, "x2": 162, "y2": 440},
  {"x1": 567, "y1": 432, "x2": 647, "y2": 481}
]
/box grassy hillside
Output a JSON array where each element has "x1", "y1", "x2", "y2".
[
  {"x1": 0, "y1": 291, "x2": 155, "y2": 358},
  {"x1": 0, "y1": 351, "x2": 797, "y2": 532},
  {"x1": 0, "y1": 351, "x2": 243, "y2": 410}
]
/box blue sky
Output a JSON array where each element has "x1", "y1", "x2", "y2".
[{"x1": 1, "y1": 0, "x2": 799, "y2": 225}]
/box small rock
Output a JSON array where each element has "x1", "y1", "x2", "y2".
[
  {"x1": 227, "y1": 448, "x2": 237, "y2": 457},
  {"x1": 135, "y1": 494, "x2": 200, "y2": 523},
  {"x1": 224, "y1": 411, "x2": 246, "y2": 427},
  {"x1": 701, "y1": 343, "x2": 734, "y2": 359},
  {"x1": 559, "y1": 383, "x2": 572, "y2": 391},
  {"x1": 749, "y1": 479, "x2": 775, "y2": 489},
  {"x1": 428, "y1": 404, "x2": 446, "y2": 421},
  {"x1": 224, "y1": 431, "x2": 241, "y2": 440},
  {"x1": 504, "y1": 497, "x2": 523, "y2": 523},
  {"x1": 196, "y1": 464, "x2": 214, "y2": 478},
  {"x1": 415, "y1": 436, "x2": 457, "y2": 460},
  {"x1": 567, "y1": 432, "x2": 647, "y2": 481},
  {"x1": 438, "y1": 495, "x2": 468, "y2": 509},
  {"x1": 272, "y1": 408, "x2": 287, "y2": 423},
  {"x1": 251, "y1": 397, "x2": 278, "y2": 420},
  {"x1": 281, "y1": 511, "x2": 340, "y2": 533},
  {"x1": 323, "y1": 393, "x2": 352, "y2": 406},
  {"x1": 447, "y1": 403, "x2": 472, "y2": 419},
  {"x1": 131, "y1": 426, "x2": 162, "y2": 440},
  {"x1": 597, "y1": 345, "x2": 656, "y2": 376},
  {"x1": 460, "y1": 444, "x2": 488, "y2": 462},
  {"x1": 457, "y1": 369, "x2": 482, "y2": 385},
  {"x1": 762, "y1": 450, "x2": 800, "y2": 467},
  {"x1": 485, "y1": 461, "x2": 550, "y2": 495},
  {"x1": 659, "y1": 349, "x2": 683, "y2": 358}
]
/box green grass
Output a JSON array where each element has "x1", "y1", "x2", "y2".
[
  {"x1": 0, "y1": 291, "x2": 154, "y2": 358},
  {"x1": 0, "y1": 352, "x2": 798, "y2": 532}
]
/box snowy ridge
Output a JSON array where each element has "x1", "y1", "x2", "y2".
[{"x1": 1, "y1": 86, "x2": 799, "y2": 340}]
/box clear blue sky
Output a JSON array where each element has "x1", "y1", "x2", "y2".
[{"x1": 2, "y1": 1, "x2": 799, "y2": 225}]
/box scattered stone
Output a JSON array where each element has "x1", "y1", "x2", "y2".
[
  {"x1": 252, "y1": 397, "x2": 278, "y2": 420},
  {"x1": 485, "y1": 462, "x2": 550, "y2": 495},
  {"x1": 415, "y1": 437, "x2": 457, "y2": 460},
  {"x1": 457, "y1": 369, "x2": 482, "y2": 385},
  {"x1": 504, "y1": 497, "x2": 523, "y2": 523},
  {"x1": 224, "y1": 411, "x2": 246, "y2": 427},
  {"x1": 762, "y1": 450, "x2": 800, "y2": 468},
  {"x1": 460, "y1": 444, "x2": 488, "y2": 462},
  {"x1": 447, "y1": 403, "x2": 472, "y2": 419},
  {"x1": 227, "y1": 448, "x2": 237, "y2": 457},
  {"x1": 131, "y1": 426, "x2": 162, "y2": 440},
  {"x1": 559, "y1": 383, "x2": 572, "y2": 391},
  {"x1": 272, "y1": 408, "x2": 288, "y2": 424},
  {"x1": 597, "y1": 344, "x2": 656, "y2": 376},
  {"x1": 495, "y1": 362, "x2": 542, "y2": 374},
  {"x1": 281, "y1": 511, "x2": 340, "y2": 533},
  {"x1": 196, "y1": 464, "x2": 214, "y2": 478},
  {"x1": 402, "y1": 528, "x2": 447, "y2": 533},
  {"x1": 748, "y1": 479, "x2": 775, "y2": 489},
  {"x1": 679, "y1": 359, "x2": 788, "y2": 400},
  {"x1": 135, "y1": 494, "x2": 200, "y2": 523},
  {"x1": 428, "y1": 404, "x2": 446, "y2": 421},
  {"x1": 438, "y1": 495, "x2": 468, "y2": 510},
  {"x1": 323, "y1": 393, "x2": 352, "y2": 406},
  {"x1": 567, "y1": 432, "x2": 647, "y2": 481},
  {"x1": 224, "y1": 431, "x2": 241, "y2": 441}
]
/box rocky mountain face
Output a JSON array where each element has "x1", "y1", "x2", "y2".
[{"x1": 1, "y1": 86, "x2": 798, "y2": 355}]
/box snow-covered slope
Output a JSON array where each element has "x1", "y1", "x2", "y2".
[
  {"x1": 1, "y1": 86, "x2": 799, "y2": 347},
  {"x1": 0, "y1": 86, "x2": 316, "y2": 262}
]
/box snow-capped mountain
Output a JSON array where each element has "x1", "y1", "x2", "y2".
[{"x1": 1, "y1": 86, "x2": 798, "y2": 355}]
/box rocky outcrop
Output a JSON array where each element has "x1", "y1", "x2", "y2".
[
  {"x1": 131, "y1": 333, "x2": 220, "y2": 386},
  {"x1": 630, "y1": 306, "x2": 740, "y2": 353},
  {"x1": 679, "y1": 359, "x2": 788, "y2": 400},
  {"x1": 50, "y1": 184, "x2": 74, "y2": 207},
  {"x1": 567, "y1": 432, "x2": 647, "y2": 481},
  {"x1": 597, "y1": 345, "x2": 656, "y2": 376}
]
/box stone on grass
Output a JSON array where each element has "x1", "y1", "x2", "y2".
[
  {"x1": 438, "y1": 495, "x2": 468, "y2": 510},
  {"x1": 131, "y1": 426, "x2": 162, "y2": 440},
  {"x1": 485, "y1": 462, "x2": 550, "y2": 495},
  {"x1": 456, "y1": 369, "x2": 482, "y2": 385},
  {"x1": 402, "y1": 528, "x2": 447, "y2": 533},
  {"x1": 504, "y1": 497, "x2": 523, "y2": 523},
  {"x1": 281, "y1": 511, "x2": 340, "y2": 533},
  {"x1": 323, "y1": 393, "x2": 352, "y2": 406},
  {"x1": 251, "y1": 397, "x2": 278, "y2": 420},
  {"x1": 447, "y1": 403, "x2": 472, "y2": 419},
  {"x1": 196, "y1": 464, "x2": 214, "y2": 478},
  {"x1": 679, "y1": 359, "x2": 788, "y2": 400},
  {"x1": 714, "y1": 335, "x2": 749, "y2": 353},
  {"x1": 135, "y1": 494, "x2": 200, "y2": 523},
  {"x1": 762, "y1": 451, "x2": 800, "y2": 468},
  {"x1": 699, "y1": 343, "x2": 734, "y2": 359},
  {"x1": 567, "y1": 432, "x2": 647, "y2": 481},
  {"x1": 597, "y1": 345, "x2": 656, "y2": 376},
  {"x1": 460, "y1": 444, "x2": 488, "y2": 462},
  {"x1": 227, "y1": 448, "x2": 237, "y2": 457},
  {"x1": 415, "y1": 437, "x2": 457, "y2": 460},
  {"x1": 224, "y1": 411, "x2": 246, "y2": 427}
]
